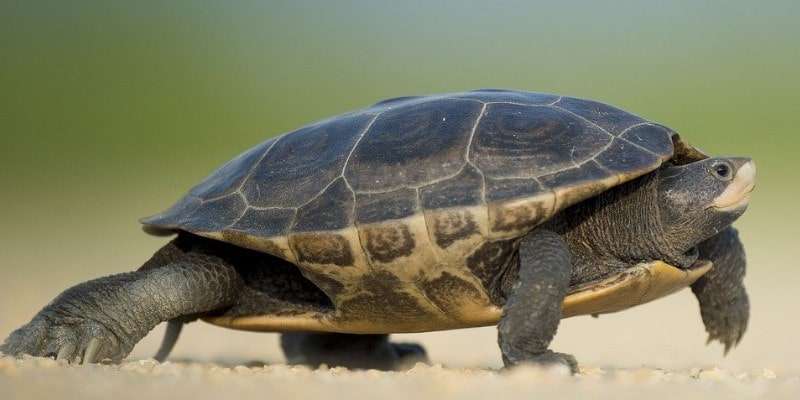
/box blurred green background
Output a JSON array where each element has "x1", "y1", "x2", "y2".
[{"x1": 1, "y1": 0, "x2": 798, "y2": 368}]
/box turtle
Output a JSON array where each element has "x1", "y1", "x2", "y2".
[{"x1": 1, "y1": 89, "x2": 754, "y2": 372}]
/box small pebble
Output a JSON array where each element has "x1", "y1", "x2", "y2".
[
  {"x1": 761, "y1": 368, "x2": 777, "y2": 379},
  {"x1": 698, "y1": 367, "x2": 730, "y2": 381},
  {"x1": 233, "y1": 365, "x2": 252, "y2": 375}
]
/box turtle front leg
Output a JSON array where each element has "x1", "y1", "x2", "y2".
[
  {"x1": 1, "y1": 257, "x2": 243, "y2": 364},
  {"x1": 691, "y1": 227, "x2": 749, "y2": 354},
  {"x1": 498, "y1": 229, "x2": 576, "y2": 373}
]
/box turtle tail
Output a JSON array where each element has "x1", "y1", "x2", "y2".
[{"x1": 154, "y1": 319, "x2": 183, "y2": 362}]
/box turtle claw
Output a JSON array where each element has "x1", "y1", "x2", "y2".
[
  {"x1": 83, "y1": 338, "x2": 102, "y2": 364},
  {"x1": 56, "y1": 343, "x2": 76, "y2": 362},
  {"x1": 0, "y1": 319, "x2": 45, "y2": 358},
  {"x1": 701, "y1": 295, "x2": 748, "y2": 356},
  {"x1": 1, "y1": 316, "x2": 128, "y2": 365},
  {"x1": 705, "y1": 322, "x2": 745, "y2": 356}
]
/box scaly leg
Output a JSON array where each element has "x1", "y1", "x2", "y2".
[
  {"x1": 692, "y1": 227, "x2": 749, "y2": 353},
  {"x1": 1, "y1": 239, "x2": 243, "y2": 363},
  {"x1": 497, "y1": 229, "x2": 576, "y2": 373}
]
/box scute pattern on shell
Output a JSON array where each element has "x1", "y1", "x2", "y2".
[
  {"x1": 141, "y1": 89, "x2": 680, "y2": 332},
  {"x1": 142, "y1": 89, "x2": 674, "y2": 248}
]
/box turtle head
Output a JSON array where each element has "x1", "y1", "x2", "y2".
[{"x1": 657, "y1": 157, "x2": 756, "y2": 251}]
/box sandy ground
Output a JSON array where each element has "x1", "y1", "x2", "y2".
[
  {"x1": 2, "y1": 279, "x2": 798, "y2": 399},
  {"x1": 1, "y1": 356, "x2": 798, "y2": 400},
  {"x1": 1, "y1": 220, "x2": 798, "y2": 399}
]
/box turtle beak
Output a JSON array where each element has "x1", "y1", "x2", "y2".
[{"x1": 711, "y1": 159, "x2": 756, "y2": 211}]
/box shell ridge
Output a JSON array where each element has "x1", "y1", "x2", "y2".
[
  {"x1": 335, "y1": 112, "x2": 384, "y2": 274},
  {"x1": 354, "y1": 103, "x2": 488, "y2": 196},
  {"x1": 450, "y1": 96, "x2": 486, "y2": 106},
  {"x1": 419, "y1": 190, "x2": 440, "y2": 256},
  {"x1": 616, "y1": 121, "x2": 656, "y2": 137},
  {"x1": 290, "y1": 177, "x2": 343, "y2": 217},
  {"x1": 247, "y1": 205, "x2": 296, "y2": 212},
  {"x1": 485, "y1": 139, "x2": 615, "y2": 181},
  {"x1": 411, "y1": 279, "x2": 450, "y2": 320},
  {"x1": 530, "y1": 134, "x2": 616, "y2": 182},
  {"x1": 464, "y1": 103, "x2": 490, "y2": 223},
  {"x1": 341, "y1": 112, "x2": 383, "y2": 192},
  {"x1": 236, "y1": 136, "x2": 285, "y2": 201},
  {"x1": 222, "y1": 193, "x2": 253, "y2": 229},
  {"x1": 545, "y1": 187, "x2": 558, "y2": 219},
  {"x1": 464, "y1": 103, "x2": 488, "y2": 170},
  {"x1": 550, "y1": 104, "x2": 663, "y2": 158},
  {"x1": 403, "y1": 196, "x2": 453, "y2": 319},
  {"x1": 146, "y1": 91, "x2": 677, "y2": 271},
  {"x1": 207, "y1": 135, "x2": 289, "y2": 230}
]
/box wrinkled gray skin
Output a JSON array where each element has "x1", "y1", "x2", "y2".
[
  {"x1": 0, "y1": 240, "x2": 245, "y2": 364},
  {"x1": 0, "y1": 157, "x2": 750, "y2": 371},
  {"x1": 692, "y1": 228, "x2": 749, "y2": 354},
  {"x1": 497, "y1": 157, "x2": 751, "y2": 371}
]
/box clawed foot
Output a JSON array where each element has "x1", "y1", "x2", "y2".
[
  {"x1": 701, "y1": 295, "x2": 749, "y2": 354},
  {"x1": 503, "y1": 350, "x2": 578, "y2": 374},
  {"x1": 1, "y1": 315, "x2": 131, "y2": 364}
]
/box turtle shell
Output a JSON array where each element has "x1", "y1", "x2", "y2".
[{"x1": 141, "y1": 89, "x2": 706, "y2": 333}]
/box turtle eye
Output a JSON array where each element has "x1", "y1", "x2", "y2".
[{"x1": 710, "y1": 161, "x2": 733, "y2": 181}]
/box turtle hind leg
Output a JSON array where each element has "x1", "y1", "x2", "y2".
[
  {"x1": 280, "y1": 332, "x2": 428, "y2": 371},
  {"x1": 1, "y1": 240, "x2": 244, "y2": 364}
]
